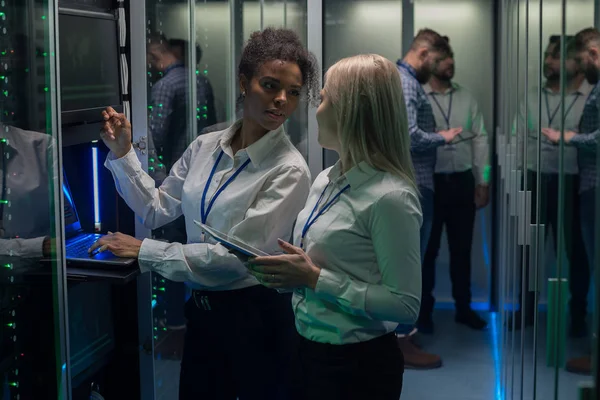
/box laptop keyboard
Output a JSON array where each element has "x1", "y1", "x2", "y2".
[{"x1": 66, "y1": 234, "x2": 103, "y2": 258}]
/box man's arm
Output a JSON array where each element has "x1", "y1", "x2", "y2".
[{"x1": 402, "y1": 80, "x2": 446, "y2": 153}]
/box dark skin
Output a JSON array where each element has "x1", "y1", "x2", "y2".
[{"x1": 89, "y1": 60, "x2": 303, "y2": 259}]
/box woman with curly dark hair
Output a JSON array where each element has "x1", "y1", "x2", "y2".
[{"x1": 92, "y1": 28, "x2": 320, "y2": 399}]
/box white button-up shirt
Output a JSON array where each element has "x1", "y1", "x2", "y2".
[
  {"x1": 423, "y1": 82, "x2": 490, "y2": 185},
  {"x1": 105, "y1": 120, "x2": 311, "y2": 291},
  {"x1": 292, "y1": 161, "x2": 422, "y2": 345},
  {"x1": 0, "y1": 124, "x2": 53, "y2": 258}
]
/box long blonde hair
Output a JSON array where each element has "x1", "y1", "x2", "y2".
[{"x1": 323, "y1": 54, "x2": 417, "y2": 189}]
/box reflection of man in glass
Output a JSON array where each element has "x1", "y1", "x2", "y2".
[
  {"x1": 511, "y1": 36, "x2": 591, "y2": 336},
  {"x1": 421, "y1": 36, "x2": 489, "y2": 333},
  {"x1": 168, "y1": 38, "x2": 217, "y2": 133},
  {"x1": 543, "y1": 27, "x2": 600, "y2": 376},
  {"x1": 146, "y1": 34, "x2": 189, "y2": 181}
]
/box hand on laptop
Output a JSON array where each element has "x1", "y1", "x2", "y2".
[
  {"x1": 88, "y1": 231, "x2": 142, "y2": 259},
  {"x1": 100, "y1": 106, "x2": 132, "y2": 159}
]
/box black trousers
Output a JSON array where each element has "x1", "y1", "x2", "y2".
[
  {"x1": 179, "y1": 285, "x2": 297, "y2": 400},
  {"x1": 422, "y1": 170, "x2": 476, "y2": 318},
  {"x1": 290, "y1": 332, "x2": 404, "y2": 400},
  {"x1": 519, "y1": 172, "x2": 590, "y2": 319}
]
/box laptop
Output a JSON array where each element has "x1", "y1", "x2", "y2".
[{"x1": 63, "y1": 174, "x2": 135, "y2": 267}]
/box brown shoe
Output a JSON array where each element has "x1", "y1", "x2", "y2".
[
  {"x1": 397, "y1": 336, "x2": 442, "y2": 369},
  {"x1": 566, "y1": 356, "x2": 591, "y2": 375}
]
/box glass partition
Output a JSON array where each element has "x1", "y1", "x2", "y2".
[
  {"x1": 498, "y1": 0, "x2": 598, "y2": 398},
  {"x1": 0, "y1": 0, "x2": 69, "y2": 398}
]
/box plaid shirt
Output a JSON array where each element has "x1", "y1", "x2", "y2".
[
  {"x1": 572, "y1": 82, "x2": 600, "y2": 193},
  {"x1": 397, "y1": 61, "x2": 445, "y2": 191},
  {"x1": 149, "y1": 63, "x2": 216, "y2": 172}
]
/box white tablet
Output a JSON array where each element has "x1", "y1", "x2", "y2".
[{"x1": 193, "y1": 220, "x2": 268, "y2": 258}]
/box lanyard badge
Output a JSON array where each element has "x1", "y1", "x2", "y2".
[
  {"x1": 300, "y1": 182, "x2": 350, "y2": 250},
  {"x1": 200, "y1": 150, "x2": 251, "y2": 239}
]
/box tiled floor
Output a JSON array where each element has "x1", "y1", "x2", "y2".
[{"x1": 402, "y1": 310, "x2": 592, "y2": 400}]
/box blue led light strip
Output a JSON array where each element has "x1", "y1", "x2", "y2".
[{"x1": 92, "y1": 146, "x2": 101, "y2": 231}]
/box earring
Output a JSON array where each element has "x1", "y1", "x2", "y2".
[{"x1": 242, "y1": 91, "x2": 246, "y2": 97}]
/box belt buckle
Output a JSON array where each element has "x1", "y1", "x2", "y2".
[{"x1": 193, "y1": 292, "x2": 212, "y2": 311}]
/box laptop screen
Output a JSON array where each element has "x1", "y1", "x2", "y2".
[{"x1": 63, "y1": 173, "x2": 83, "y2": 237}]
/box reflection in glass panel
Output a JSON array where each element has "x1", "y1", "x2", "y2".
[
  {"x1": 498, "y1": 0, "x2": 598, "y2": 398},
  {"x1": 0, "y1": 0, "x2": 67, "y2": 398},
  {"x1": 146, "y1": 0, "x2": 193, "y2": 398}
]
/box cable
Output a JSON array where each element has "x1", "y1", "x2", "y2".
[{"x1": 117, "y1": 0, "x2": 130, "y2": 120}]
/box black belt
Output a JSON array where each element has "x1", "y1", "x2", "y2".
[
  {"x1": 191, "y1": 285, "x2": 283, "y2": 312},
  {"x1": 298, "y1": 332, "x2": 397, "y2": 357}
]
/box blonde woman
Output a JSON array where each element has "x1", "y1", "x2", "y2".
[{"x1": 249, "y1": 54, "x2": 422, "y2": 399}]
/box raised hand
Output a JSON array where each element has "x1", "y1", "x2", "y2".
[{"x1": 100, "y1": 106, "x2": 132, "y2": 158}]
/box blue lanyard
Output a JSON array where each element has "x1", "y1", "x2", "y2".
[
  {"x1": 300, "y1": 182, "x2": 350, "y2": 249},
  {"x1": 398, "y1": 62, "x2": 417, "y2": 81},
  {"x1": 200, "y1": 150, "x2": 251, "y2": 223},
  {"x1": 430, "y1": 92, "x2": 453, "y2": 129},
  {"x1": 544, "y1": 91, "x2": 579, "y2": 126}
]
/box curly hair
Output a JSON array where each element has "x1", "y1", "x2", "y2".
[{"x1": 238, "y1": 27, "x2": 320, "y2": 107}]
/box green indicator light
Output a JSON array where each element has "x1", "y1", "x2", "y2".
[
  {"x1": 203, "y1": 106, "x2": 207, "y2": 111},
  {"x1": 3, "y1": 90, "x2": 8, "y2": 96},
  {"x1": 43, "y1": 52, "x2": 47, "y2": 57},
  {"x1": 1, "y1": 138, "x2": 7, "y2": 143},
  {"x1": 0, "y1": 13, "x2": 5, "y2": 17},
  {"x1": 148, "y1": 106, "x2": 153, "y2": 110},
  {"x1": 204, "y1": 70, "x2": 208, "y2": 75},
  {"x1": 162, "y1": 327, "x2": 167, "y2": 331},
  {"x1": 153, "y1": 335, "x2": 158, "y2": 340},
  {"x1": 196, "y1": 107, "x2": 200, "y2": 111},
  {"x1": 196, "y1": 115, "x2": 200, "y2": 120},
  {"x1": 149, "y1": 167, "x2": 154, "y2": 171},
  {"x1": 9, "y1": 382, "x2": 17, "y2": 387},
  {"x1": 152, "y1": 294, "x2": 157, "y2": 299},
  {"x1": 158, "y1": 155, "x2": 163, "y2": 160},
  {"x1": 149, "y1": 158, "x2": 155, "y2": 163},
  {"x1": 483, "y1": 165, "x2": 491, "y2": 183},
  {"x1": 154, "y1": 327, "x2": 157, "y2": 331},
  {"x1": 160, "y1": 279, "x2": 165, "y2": 283},
  {"x1": 152, "y1": 286, "x2": 157, "y2": 290},
  {"x1": 195, "y1": 70, "x2": 199, "y2": 75},
  {"x1": 44, "y1": 87, "x2": 49, "y2": 92},
  {"x1": 6, "y1": 323, "x2": 13, "y2": 327},
  {"x1": 158, "y1": 103, "x2": 163, "y2": 107},
  {"x1": 158, "y1": 163, "x2": 164, "y2": 168},
  {"x1": 158, "y1": 287, "x2": 165, "y2": 292},
  {"x1": 3, "y1": 264, "x2": 12, "y2": 269},
  {"x1": 0, "y1": 200, "x2": 8, "y2": 205},
  {"x1": 1, "y1": 52, "x2": 6, "y2": 56},
  {"x1": 25, "y1": 68, "x2": 29, "y2": 73},
  {"x1": 41, "y1": 15, "x2": 46, "y2": 20}
]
